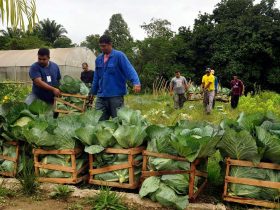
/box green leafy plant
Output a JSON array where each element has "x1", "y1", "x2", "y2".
[
  {"x1": 50, "y1": 185, "x2": 74, "y2": 200},
  {"x1": 88, "y1": 187, "x2": 128, "y2": 210},
  {"x1": 17, "y1": 153, "x2": 38, "y2": 195}
]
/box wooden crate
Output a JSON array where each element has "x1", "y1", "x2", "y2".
[
  {"x1": 0, "y1": 141, "x2": 20, "y2": 177},
  {"x1": 223, "y1": 157, "x2": 280, "y2": 209},
  {"x1": 89, "y1": 147, "x2": 145, "y2": 189},
  {"x1": 33, "y1": 148, "x2": 88, "y2": 184},
  {"x1": 141, "y1": 150, "x2": 208, "y2": 202},
  {"x1": 54, "y1": 93, "x2": 87, "y2": 114}
]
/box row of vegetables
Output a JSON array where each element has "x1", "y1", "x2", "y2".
[{"x1": 0, "y1": 99, "x2": 279, "y2": 209}]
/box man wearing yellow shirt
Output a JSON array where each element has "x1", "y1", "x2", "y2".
[{"x1": 201, "y1": 68, "x2": 215, "y2": 114}]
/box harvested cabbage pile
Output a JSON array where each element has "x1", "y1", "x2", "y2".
[
  {"x1": 39, "y1": 154, "x2": 86, "y2": 178},
  {"x1": 0, "y1": 143, "x2": 17, "y2": 173},
  {"x1": 57, "y1": 75, "x2": 90, "y2": 112},
  {"x1": 140, "y1": 122, "x2": 222, "y2": 210},
  {"x1": 218, "y1": 112, "x2": 280, "y2": 201},
  {"x1": 75, "y1": 107, "x2": 148, "y2": 184},
  {"x1": 59, "y1": 75, "x2": 90, "y2": 95}
]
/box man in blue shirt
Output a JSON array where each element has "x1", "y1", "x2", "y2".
[
  {"x1": 25, "y1": 48, "x2": 61, "y2": 105},
  {"x1": 91, "y1": 35, "x2": 141, "y2": 121}
]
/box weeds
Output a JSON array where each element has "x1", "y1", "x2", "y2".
[
  {"x1": 50, "y1": 185, "x2": 73, "y2": 200},
  {"x1": 67, "y1": 203, "x2": 84, "y2": 210},
  {"x1": 17, "y1": 152, "x2": 38, "y2": 195},
  {"x1": 85, "y1": 187, "x2": 128, "y2": 210}
]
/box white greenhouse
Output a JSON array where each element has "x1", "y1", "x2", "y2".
[{"x1": 0, "y1": 47, "x2": 96, "y2": 82}]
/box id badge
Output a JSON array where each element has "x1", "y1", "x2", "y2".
[{"x1": 46, "y1": 76, "x2": 52, "y2": 83}]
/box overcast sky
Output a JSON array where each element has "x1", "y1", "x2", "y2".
[{"x1": 36, "y1": 0, "x2": 280, "y2": 44}]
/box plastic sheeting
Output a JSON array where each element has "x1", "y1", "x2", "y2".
[{"x1": 0, "y1": 47, "x2": 96, "y2": 82}]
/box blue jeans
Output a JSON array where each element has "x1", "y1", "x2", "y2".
[
  {"x1": 25, "y1": 93, "x2": 38, "y2": 105},
  {"x1": 95, "y1": 96, "x2": 124, "y2": 121}
]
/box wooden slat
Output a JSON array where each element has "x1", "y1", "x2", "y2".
[
  {"x1": 104, "y1": 147, "x2": 144, "y2": 155},
  {"x1": 54, "y1": 109, "x2": 73, "y2": 114},
  {"x1": 71, "y1": 154, "x2": 77, "y2": 180},
  {"x1": 143, "y1": 150, "x2": 187, "y2": 161},
  {"x1": 130, "y1": 146, "x2": 145, "y2": 155},
  {"x1": 0, "y1": 171, "x2": 15, "y2": 177},
  {"x1": 142, "y1": 154, "x2": 147, "y2": 172},
  {"x1": 60, "y1": 93, "x2": 87, "y2": 99},
  {"x1": 38, "y1": 177, "x2": 76, "y2": 184},
  {"x1": 55, "y1": 98, "x2": 84, "y2": 112},
  {"x1": 89, "y1": 154, "x2": 94, "y2": 170},
  {"x1": 128, "y1": 153, "x2": 134, "y2": 185},
  {"x1": 224, "y1": 195, "x2": 280, "y2": 209},
  {"x1": 34, "y1": 154, "x2": 39, "y2": 176},
  {"x1": 195, "y1": 170, "x2": 208, "y2": 178},
  {"x1": 90, "y1": 163, "x2": 131, "y2": 175},
  {"x1": 142, "y1": 170, "x2": 191, "y2": 177},
  {"x1": 226, "y1": 176, "x2": 280, "y2": 189},
  {"x1": 33, "y1": 149, "x2": 77, "y2": 155},
  {"x1": 223, "y1": 157, "x2": 231, "y2": 197},
  {"x1": 0, "y1": 155, "x2": 17, "y2": 162},
  {"x1": 77, "y1": 164, "x2": 88, "y2": 175},
  {"x1": 188, "y1": 162, "x2": 196, "y2": 198},
  {"x1": 35, "y1": 163, "x2": 74, "y2": 173},
  {"x1": 89, "y1": 179, "x2": 139, "y2": 189},
  {"x1": 190, "y1": 179, "x2": 208, "y2": 201},
  {"x1": 227, "y1": 158, "x2": 280, "y2": 170},
  {"x1": 4, "y1": 141, "x2": 18, "y2": 146}
]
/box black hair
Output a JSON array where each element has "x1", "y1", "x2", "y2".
[
  {"x1": 175, "y1": 71, "x2": 180, "y2": 73},
  {"x1": 99, "y1": 35, "x2": 112, "y2": 44},
  {"x1": 82, "y1": 62, "x2": 88, "y2": 66},
  {"x1": 38, "y1": 48, "x2": 50, "y2": 57}
]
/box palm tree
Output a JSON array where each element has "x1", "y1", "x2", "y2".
[
  {"x1": 0, "y1": 28, "x2": 24, "y2": 38},
  {"x1": 36, "y1": 18, "x2": 68, "y2": 44},
  {"x1": 0, "y1": 0, "x2": 38, "y2": 31}
]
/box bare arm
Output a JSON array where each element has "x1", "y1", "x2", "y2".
[
  {"x1": 204, "y1": 82, "x2": 212, "y2": 90},
  {"x1": 33, "y1": 78, "x2": 61, "y2": 96},
  {"x1": 169, "y1": 80, "x2": 174, "y2": 95}
]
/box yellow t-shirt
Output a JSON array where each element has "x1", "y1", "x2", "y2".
[{"x1": 202, "y1": 74, "x2": 215, "y2": 91}]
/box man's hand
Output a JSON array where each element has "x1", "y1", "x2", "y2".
[
  {"x1": 88, "y1": 94, "x2": 94, "y2": 101},
  {"x1": 133, "y1": 85, "x2": 141, "y2": 93},
  {"x1": 52, "y1": 88, "x2": 61, "y2": 97}
]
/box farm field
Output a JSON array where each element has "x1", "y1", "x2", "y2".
[{"x1": 0, "y1": 90, "x2": 279, "y2": 210}]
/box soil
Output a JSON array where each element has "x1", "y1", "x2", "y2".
[{"x1": 0, "y1": 197, "x2": 91, "y2": 210}]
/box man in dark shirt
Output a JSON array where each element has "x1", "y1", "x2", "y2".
[
  {"x1": 25, "y1": 48, "x2": 61, "y2": 105},
  {"x1": 80, "y1": 62, "x2": 94, "y2": 87},
  {"x1": 230, "y1": 75, "x2": 244, "y2": 109}
]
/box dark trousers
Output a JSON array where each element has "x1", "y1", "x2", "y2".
[
  {"x1": 231, "y1": 94, "x2": 240, "y2": 109},
  {"x1": 173, "y1": 93, "x2": 186, "y2": 109},
  {"x1": 95, "y1": 96, "x2": 124, "y2": 121}
]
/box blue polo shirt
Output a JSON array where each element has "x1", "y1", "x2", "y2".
[
  {"x1": 91, "y1": 49, "x2": 140, "y2": 97},
  {"x1": 29, "y1": 61, "x2": 61, "y2": 104}
]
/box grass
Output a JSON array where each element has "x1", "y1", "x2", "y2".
[
  {"x1": 85, "y1": 187, "x2": 128, "y2": 210},
  {"x1": 0, "y1": 179, "x2": 16, "y2": 206},
  {"x1": 125, "y1": 93, "x2": 241, "y2": 126},
  {"x1": 50, "y1": 185, "x2": 74, "y2": 200},
  {"x1": 125, "y1": 91, "x2": 280, "y2": 126},
  {"x1": 17, "y1": 152, "x2": 38, "y2": 195}
]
